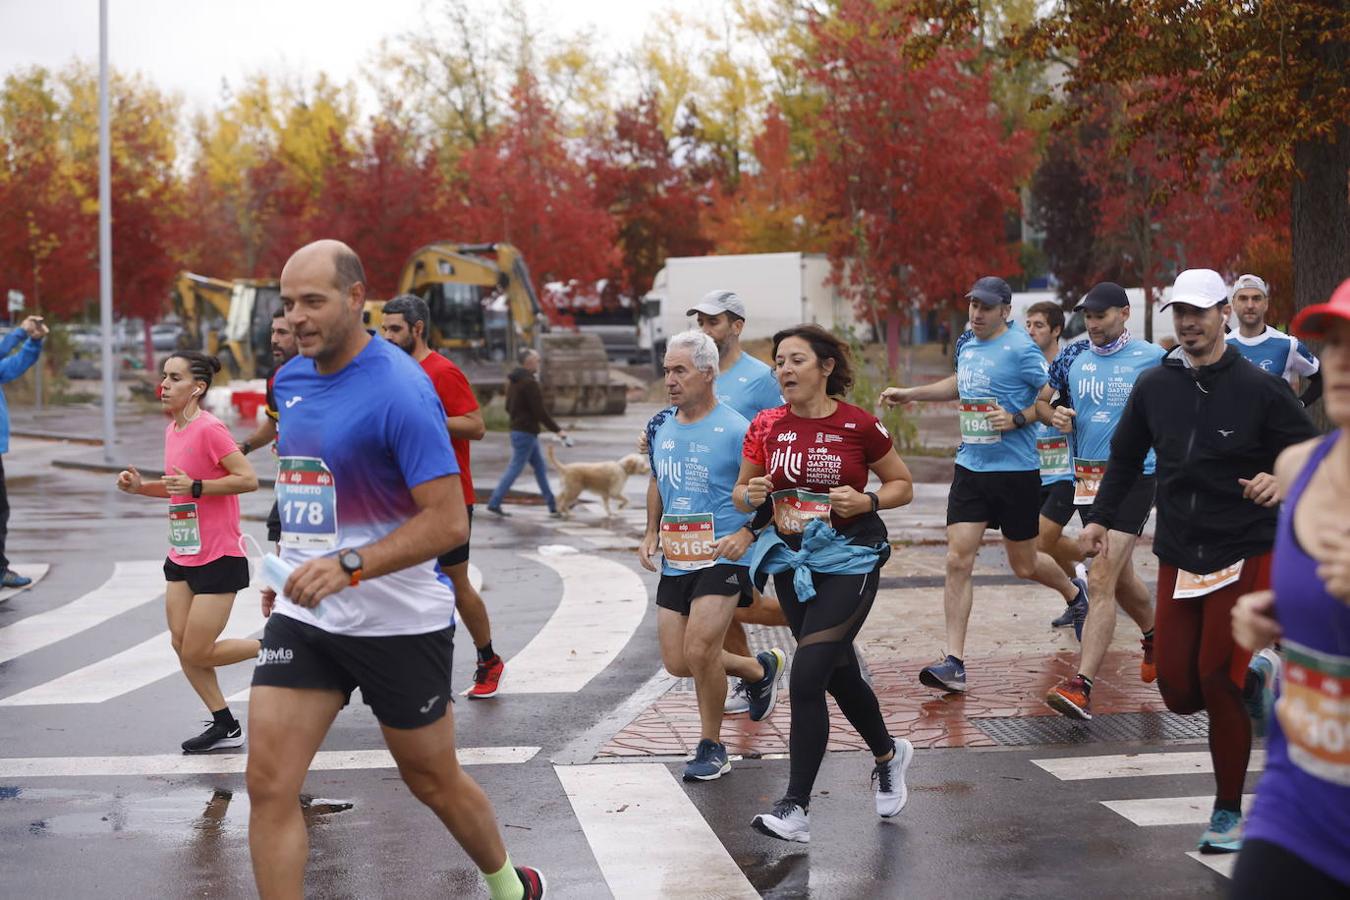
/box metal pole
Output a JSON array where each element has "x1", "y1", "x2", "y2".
[{"x1": 98, "y1": 0, "x2": 116, "y2": 462}]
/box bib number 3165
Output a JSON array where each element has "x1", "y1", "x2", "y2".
[{"x1": 276, "y1": 456, "x2": 338, "y2": 549}]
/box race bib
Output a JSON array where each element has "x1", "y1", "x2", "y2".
[
  {"x1": 276, "y1": 456, "x2": 338, "y2": 549},
  {"x1": 1172, "y1": 561, "x2": 1243, "y2": 599},
  {"x1": 659, "y1": 513, "x2": 717, "y2": 571},
  {"x1": 772, "y1": 489, "x2": 832, "y2": 534},
  {"x1": 958, "y1": 398, "x2": 1000, "y2": 445},
  {"x1": 1073, "y1": 458, "x2": 1108, "y2": 506},
  {"x1": 168, "y1": 502, "x2": 201, "y2": 555},
  {"x1": 1277, "y1": 639, "x2": 1350, "y2": 786},
  {"x1": 1037, "y1": 436, "x2": 1071, "y2": 478}
]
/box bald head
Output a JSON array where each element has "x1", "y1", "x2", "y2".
[
  {"x1": 283, "y1": 239, "x2": 366, "y2": 292},
  {"x1": 280, "y1": 239, "x2": 370, "y2": 373}
]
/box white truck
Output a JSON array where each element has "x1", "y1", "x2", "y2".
[{"x1": 639, "y1": 252, "x2": 861, "y2": 364}]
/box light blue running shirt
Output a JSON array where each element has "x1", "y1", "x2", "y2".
[
  {"x1": 645, "y1": 403, "x2": 752, "y2": 577},
  {"x1": 954, "y1": 326, "x2": 1049, "y2": 472},
  {"x1": 1048, "y1": 337, "x2": 1165, "y2": 475},
  {"x1": 716, "y1": 352, "x2": 782, "y2": 422}
]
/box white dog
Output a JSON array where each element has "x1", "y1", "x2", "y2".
[{"x1": 546, "y1": 443, "x2": 650, "y2": 519}]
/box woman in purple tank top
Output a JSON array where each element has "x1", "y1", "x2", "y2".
[{"x1": 1230, "y1": 279, "x2": 1350, "y2": 897}]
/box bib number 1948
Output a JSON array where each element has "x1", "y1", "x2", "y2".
[
  {"x1": 958, "y1": 398, "x2": 1001, "y2": 445},
  {"x1": 276, "y1": 457, "x2": 338, "y2": 549}
]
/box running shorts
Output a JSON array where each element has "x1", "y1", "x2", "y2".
[
  {"x1": 1040, "y1": 476, "x2": 1156, "y2": 536},
  {"x1": 946, "y1": 465, "x2": 1040, "y2": 542},
  {"x1": 163, "y1": 555, "x2": 250, "y2": 595},
  {"x1": 266, "y1": 500, "x2": 281, "y2": 544},
  {"x1": 656, "y1": 564, "x2": 753, "y2": 616},
  {"x1": 251, "y1": 612, "x2": 454, "y2": 729},
  {"x1": 437, "y1": 504, "x2": 474, "y2": 568}
]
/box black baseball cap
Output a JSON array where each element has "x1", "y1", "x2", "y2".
[
  {"x1": 1074, "y1": 282, "x2": 1129, "y2": 312},
  {"x1": 966, "y1": 276, "x2": 1012, "y2": 306}
]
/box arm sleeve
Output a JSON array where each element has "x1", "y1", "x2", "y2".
[
  {"x1": 528, "y1": 381, "x2": 562, "y2": 433},
  {"x1": 0, "y1": 329, "x2": 25, "y2": 358},
  {"x1": 438, "y1": 365, "x2": 479, "y2": 417},
  {"x1": 205, "y1": 419, "x2": 242, "y2": 466},
  {"x1": 1289, "y1": 340, "x2": 1320, "y2": 378},
  {"x1": 0, "y1": 338, "x2": 42, "y2": 384},
  {"x1": 386, "y1": 385, "x2": 459, "y2": 490},
  {"x1": 862, "y1": 413, "x2": 894, "y2": 465},
  {"x1": 742, "y1": 410, "x2": 770, "y2": 466},
  {"x1": 1085, "y1": 386, "x2": 1153, "y2": 528},
  {"x1": 952, "y1": 330, "x2": 974, "y2": 370},
  {"x1": 1297, "y1": 371, "x2": 1323, "y2": 408},
  {"x1": 1021, "y1": 342, "x2": 1050, "y2": 392},
  {"x1": 644, "y1": 408, "x2": 674, "y2": 472}
]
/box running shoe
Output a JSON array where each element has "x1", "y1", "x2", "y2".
[
  {"x1": 683, "y1": 738, "x2": 731, "y2": 782},
  {"x1": 724, "y1": 680, "x2": 750, "y2": 715},
  {"x1": 918, "y1": 655, "x2": 967, "y2": 693},
  {"x1": 1046, "y1": 675, "x2": 1092, "y2": 720},
  {"x1": 872, "y1": 738, "x2": 915, "y2": 818},
  {"x1": 486, "y1": 505, "x2": 509, "y2": 517},
  {"x1": 751, "y1": 800, "x2": 810, "y2": 843},
  {"x1": 516, "y1": 865, "x2": 547, "y2": 899},
  {"x1": 1244, "y1": 648, "x2": 1281, "y2": 738},
  {"x1": 1051, "y1": 577, "x2": 1090, "y2": 629},
  {"x1": 468, "y1": 654, "x2": 505, "y2": 700},
  {"x1": 0, "y1": 569, "x2": 32, "y2": 589},
  {"x1": 745, "y1": 648, "x2": 786, "y2": 721},
  {"x1": 1140, "y1": 633, "x2": 1157, "y2": 684},
  {"x1": 182, "y1": 720, "x2": 245, "y2": 754},
  {"x1": 1198, "y1": 808, "x2": 1243, "y2": 854}
]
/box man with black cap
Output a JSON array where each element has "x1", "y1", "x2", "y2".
[
  {"x1": 1036, "y1": 282, "x2": 1164, "y2": 721},
  {"x1": 1226, "y1": 273, "x2": 1322, "y2": 407},
  {"x1": 881, "y1": 276, "x2": 1086, "y2": 693}
]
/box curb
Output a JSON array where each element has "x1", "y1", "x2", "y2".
[
  {"x1": 50, "y1": 458, "x2": 277, "y2": 488},
  {"x1": 12, "y1": 429, "x2": 104, "y2": 445}
]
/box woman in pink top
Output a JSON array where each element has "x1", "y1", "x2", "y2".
[{"x1": 116, "y1": 351, "x2": 260, "y2": 753}]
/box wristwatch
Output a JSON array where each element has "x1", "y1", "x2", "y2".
[
  {"x1": 338, "y1": 549, "x2": 364, "y2": 586},
  {"x1": 866, "y1": 491, "x2": 880, "y2": 513},
  {"x1": 1012, "y1": 411, "x2": 1028, "y2": 429},
  {"x1": 191, "y1": 479, "x2": 203, "y2": 498}
]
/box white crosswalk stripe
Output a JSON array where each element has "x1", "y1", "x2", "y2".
[
  {"x1": 0, "y1": 561, "x2": 160, "y2": 664},
  {"x1": 0, "y1": 746, "x2": 539, "y2": 777}
]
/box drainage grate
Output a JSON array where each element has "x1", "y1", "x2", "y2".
[{"x1": 973, "y1": 711, "x2": 1211, "y2": 746}]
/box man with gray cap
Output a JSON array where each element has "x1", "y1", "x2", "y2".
[
  {"x1": 687, "y1": 289, "x2": 783, "y2": 421},
  {"x1": 1226, "y1": 273, "x2": 1322, "y2": 407},
  {"x1": 881, "y1": 276, "x2": 1086, "y2": 694}
]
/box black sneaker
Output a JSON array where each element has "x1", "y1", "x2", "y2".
[
  {"x1": 181, "y1": 720, "x2": 245, "y2": 754},
  {"x1": 1051, "y1": 577, "x2": 1089, "y2": 628},
  {"x1": 487, "y1": 506, "x2": 509, "y2": 517},
  {"x1": 517, "y1": 865, "x2": 547, "y2": 899}
]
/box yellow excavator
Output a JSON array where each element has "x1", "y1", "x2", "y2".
[
  {"x1": 171, "y1": 272, "x2": 282, "y2": 380},
  {"x1": 365, "y1": 242, "x2": 624, "y2": 415}
]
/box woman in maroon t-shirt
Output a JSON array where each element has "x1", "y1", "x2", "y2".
[{"x1": 733, "y1": 325, "x2": 916, "y2": 843}]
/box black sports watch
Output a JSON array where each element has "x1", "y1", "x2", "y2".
[
  {"x1": 338, "y1": 549, "x2": 364, "y2": 586},
  {"x1": 1011, "y1": 411, "x2": 1028, "y2": 429},
  {"x1": 191, "y1": 479, "x2": 204, "y2": 498}
]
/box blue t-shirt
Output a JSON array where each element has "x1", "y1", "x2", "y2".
[
  {"x1": 646, "y1": 403, "x2": 751, "y2": 576},
  {"x1": 955, "y1": 326, "x2": 1048, "y2": 472},
  {"x1": 273, "y1": 336, "x2": 461, "y2": 636},
  {"x1": 1227, "y1": 326, "x2": 1319, "y2": 386},
  {"x1": 1048, "y1": 338, "x2": 1164, "y2": 476},
  {"x1": 716, "y1": 353, "x2": 782, "y2": 422}
]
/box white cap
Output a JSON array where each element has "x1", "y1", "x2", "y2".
[
  {"x1": 686, "y1": 289, "x2": 748, "y2": 320},
  {"x1": 1160, "y1": 268, "x2": 1229, "y2": 312},
  {"x1": 1231, "y1": 273, "x2": 1269, "y2": 298}
]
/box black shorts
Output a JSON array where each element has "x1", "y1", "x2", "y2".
[
  {"x1": 1039, "y1": 476, "x2": 1156, "y2": 536},
  {"x1": 656, "y1": 564, "x2": 753, "y2": 616},
  {"x1": 163, "y1": 555, "x2": 250, "y2": 595},
  {"x1": 251, "y1": 612, "x2": 454, "y2": 729},
  {"x1": 266, "y1": 501, "x2": 281, "y2": 543},
  {"x1": 946, "y1": 465, "x2": 1041, "y2": 542},
  {"x1": 437, "y1": 504, "x2": 474, "y2": 568}
]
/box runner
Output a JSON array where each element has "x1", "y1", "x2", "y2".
[
  {"x1": 238, "y1": 308, "x2": 298, "y2": 546},
  {"x1": 637, "y1": 329, "x2": 785, "y2": 782},
  {"x1": 485, "y1": 348, "x2": 565, "y2": 518},
  {"x1": 1036, "y1": 283, "x2": 1163, "y2": 720},
  {"x1": 382, "y1": 294, "x2": 504, "y2": 700},
  {"x1": 247, "y1": 240, "x2": 544, "y2": 899},
  {"x1": 1226, "y1": 273, "x2": 1322, "y2": 407},
  {"x1": 1023, "y1": 300, "x2": 1089, "y2": 628},
  {"x1": 738, "y1": 324, "x2": 916, "y2": 842},
  {"x1": 1230, "y1": 277, "x2": 1350, "y2": 895},
  {"x1": 0, "y1": 315, "x2": 47, "y2": 588},
  {"x1": 1079, "y1": 267, "x2": 1316, "y2": 854},
  {"x1": 115, "y1": 350, "x2": 261, "y2": 752},
  {"x1": 880, "y1": 276, "x2": 1088, "y2": 693}
]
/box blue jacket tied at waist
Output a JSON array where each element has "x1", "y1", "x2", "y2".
[{"x1": 748, "y1": 518, "x2": 887, "y2": 602}]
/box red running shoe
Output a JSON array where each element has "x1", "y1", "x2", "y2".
[
  {"x1": 517, "y1": 866, "x2": 547, "y2": 899},
  {"x1": 1046, "y1": 675, "x2": 1092, "y2": 720},
  {"x1": 468, "y1": 654, "x2": 505, "y2": 699},
  {"x1": 1140, "y1": 634, "x2": 1157, "y2": 684}
]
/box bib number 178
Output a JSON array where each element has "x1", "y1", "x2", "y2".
[{"x1": 276, "y1": 457, "x2": 339, "y2": 549}]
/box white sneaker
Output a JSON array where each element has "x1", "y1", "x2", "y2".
[
  {"x1": 724, "y1": 679, "x2": 750, "y2": 715},
  {"x1": 752, "y1": 801, "x2": 810, "y2": 843},
  {"x1": 872, "y1": 739, "x2": 914, "y2": 818}
]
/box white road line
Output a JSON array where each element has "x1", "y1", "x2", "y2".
[
  {"x1": 0, "y1": 746, "x2": 539, "y2": 778},
  {"x1": 556, "y1": 763, "x2": 759, "y2": 900},
  {"x1": 468, "y1": 563, "x2": 483, "y2": 593},
  {"x1": 1185, "y1": 851, "x2": 1237, "y2": 879},
  {"x1": 0, "y1": 563, "x2": 50, "y2": 604},
  {"x1": 493, "y1": 551, "x2": 646, "y2": 695},
  {"x1": 0, "y1": 561, "x2": 161, "y2": 664},
  {"x1": 0, "y1": 587, "x2": 264, "y2": 706},
  {"x1": 1101, "y1": 795, "x2": 1254, "y2": 826},
  {"x1": 1032, "y1": 751, "x2": 1267, "y2": 781}
]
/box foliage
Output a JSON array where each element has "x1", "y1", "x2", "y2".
[{"x1": 833, "y1": 324, "x2": 918, "y2": 451}]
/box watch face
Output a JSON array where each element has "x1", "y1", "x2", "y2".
[{"x1": 340, "y1": 550, "x2": 362, "y2": 572}]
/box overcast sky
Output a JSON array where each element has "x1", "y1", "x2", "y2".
[{"x1": 0, "y1": 0, "x2": 715, "y2": 114}]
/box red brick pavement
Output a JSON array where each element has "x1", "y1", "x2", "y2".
[{"x1": 599, "y1": 649, "x2": 1169, "y2": 758}]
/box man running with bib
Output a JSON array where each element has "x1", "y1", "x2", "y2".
[{"x1": 1226, "y1": 273, "x2": 1322, "y2": 408}]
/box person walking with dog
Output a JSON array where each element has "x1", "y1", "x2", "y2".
[
  {"x1": 638, "y1": 330, "x2": 785, "y2": 782},
  {"x1": 486, "y1": 348, "x2": 566, "y2": 518}
]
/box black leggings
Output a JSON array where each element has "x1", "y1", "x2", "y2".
[
  {"x1": 775, "y1": 564, "x2": 892, "y2": 808},
  {"x1": 1230, "y1": 838, "x2": 1349, "y2": 899}
]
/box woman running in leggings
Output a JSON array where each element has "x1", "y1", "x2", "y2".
[
  {"x1": 734, "y1": 325, "x2": 915, "y2": 842},
  {"x1": 116, "y1": 351, "x2": 260, "y2": 752},
  {"x1": 1230, "y1": 281, "x2": 1350, "y2": 897}
]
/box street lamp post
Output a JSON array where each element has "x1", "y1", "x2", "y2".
[{"x1": 99, "y1": 0, "x2": 116, "y2": 462}]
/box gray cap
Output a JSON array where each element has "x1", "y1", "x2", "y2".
[
  {"x1": 686, "y1": 289, "x2": 747, "y2": 320},
  {"x1": 966, "y1": 276, "x2": 1012, "y2": 307}
]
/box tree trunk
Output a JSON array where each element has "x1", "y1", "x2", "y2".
[{"x1": 885, "y1": 309, "x2": 901, "y2": 376}]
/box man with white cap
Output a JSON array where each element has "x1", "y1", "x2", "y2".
[
  {"x1": 1080, "y1": 267, "x2": 1316, "y2": 854},
  {"x1": 1227, "y1": 273, "x2": 1322, "y2": 407}
]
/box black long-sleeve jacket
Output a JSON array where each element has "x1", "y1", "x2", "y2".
[{"x1": 1087, "y1": 345, "x2": 1317, "y2": 574}]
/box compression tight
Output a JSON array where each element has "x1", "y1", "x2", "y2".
[
  {"x1": 1154, "y1": 554, "x2": 1272, "y2": 810},
  {"x1": 774, "y1": 564, "x2": 893, "y2": 809}
]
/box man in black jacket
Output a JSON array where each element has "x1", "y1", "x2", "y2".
[
  {"x1": 486, "y1": 348, "x2": 567, "y2": 516},
  {"x1": 1080, "y1": 268, "x2": 1316, "y2": 855}
]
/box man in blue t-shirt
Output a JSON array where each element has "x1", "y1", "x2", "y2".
[
  {"x1": 1227, "y1": 273, "x2": 1322, "y2": 407},
  {"x1": 1035, "y1": 282, "x2": 1164, "y2": 722},
  {"x1": 639, "y1": 329, "x2": 784, "y2": 783},
  {"x1": 249, "y1": 240, "x2": 545, "y2": 900},
  {"x1": 881, "y1": 276, "x2": 1086, "y2": 694}
]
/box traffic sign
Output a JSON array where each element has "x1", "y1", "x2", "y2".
[{"x1": 7, "y1": 290, "x2": 23, "y2": 313}]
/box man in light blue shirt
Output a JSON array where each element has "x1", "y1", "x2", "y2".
[
  {"x1": 1226, "y1": 273, "x2": 1322, "y2": 407},
  {"x1": 0, "y1": 316, "x2": 47, "y2": 589}
]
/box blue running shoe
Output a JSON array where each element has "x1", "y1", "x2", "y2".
[
  {"x1": 1051, "y1": 578, "x2": 1089, "y2": 630},
  {"x1": 745, "y1": 648, "x2": 786, "y2": 721},
  {"x1": 919, "y1": 655, "x2": 967, "y2": 693},
  {"x1": 1244, "y1": 648, "x2": 1281, "y2": 738},
  {"x1": 1198, "y1": 808, "x2": 1243, "y2": 854},
  {"x1": 683, "y1": 738, "x2": 730, "y2": 782},
  {"x1": 1, "y1": 569, "x2": 32, "y2": 589}
]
